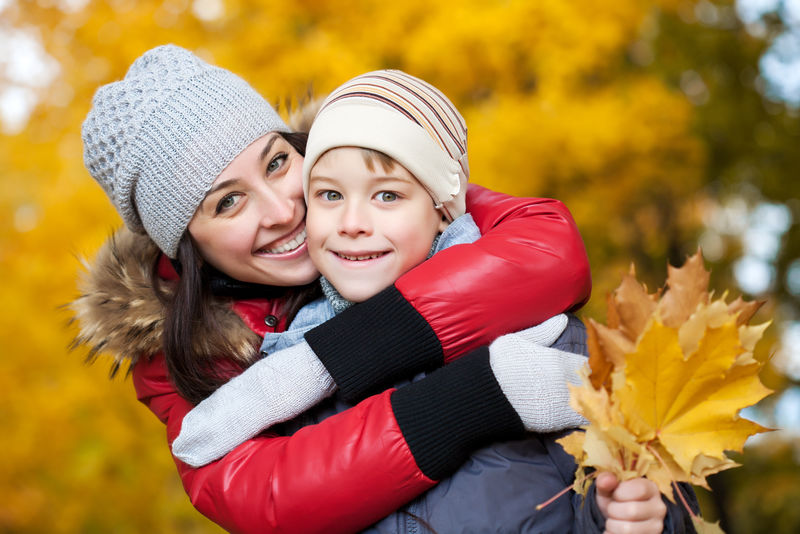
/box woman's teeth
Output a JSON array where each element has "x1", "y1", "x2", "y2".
[
  {"x1": 336, "y1": 252, "x2": 386, "y2": 261},
  {"x1": 263, "y1": 229, "x2": 306, "y2": 254}
]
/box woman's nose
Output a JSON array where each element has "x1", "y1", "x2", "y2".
[{"x1": 258, "y1": 187, "x2": 295, "y2": 227}]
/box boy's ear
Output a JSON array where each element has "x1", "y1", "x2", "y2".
[{"x1": 438, "y1": 214, "x2": 449, "y2": 233}]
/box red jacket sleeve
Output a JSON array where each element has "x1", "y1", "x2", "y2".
[
  {"x1": 306, "y1": 184, "x2": 591, "y2": 401},
  {"x1": 133, "y1": 348, "x2": 524, "y2": 534},
  {"x1": 401, "y1": 184, "x2": 591, "y2": 358},
  {"x1": 133, "y1": 353, "x2": 435, "y2": 534}
]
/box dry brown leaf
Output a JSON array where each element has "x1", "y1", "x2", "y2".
[
  {"x1": 657, "y1": 250, "x2": 710, "y2": 328},
  {"x1": 586, "y1": 319, "x2": 631, "y2": 390},
  {"x1": 606, "y1": 292, "x2": 621, "y2": 329},
  {"x1": 692, "y1": 516, "x2": 726, "y2": 534},
  {"x1": 611, "y1": 266, "x2": 658, "y2": 341},
  {"x1": 727, "y1": 296, "x2": 765, "y2": 326}
]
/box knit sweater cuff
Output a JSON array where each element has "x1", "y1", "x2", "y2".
[
  {"x1": 305, "y1": 285, "x2": 442, "y2": 403},
  {"x1": 390, "y1": 347, "x2": 525, "y2": 481}
]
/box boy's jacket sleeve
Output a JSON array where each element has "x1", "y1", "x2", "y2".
[{"x1": 306, "y1": 183, "x2": 592, "y2": 402}]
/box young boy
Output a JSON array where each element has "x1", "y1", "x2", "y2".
[
  {"x1": 172, "y1": 69, "x2": 587, "y2": 466},
  {"x1": 173, "y1": 70, "x2": 692, "y2": 532}
]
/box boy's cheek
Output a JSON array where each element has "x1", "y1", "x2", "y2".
[
  {"x1": 304, "y1": 212, "x2": 326, "y2": 253},
  {"x1": 306, "y1": 236, "x2": 325, "y2": 265}
]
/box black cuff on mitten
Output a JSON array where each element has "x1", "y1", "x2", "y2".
[
  {"x1": 390, "y1": 347, "x2": 525, "y2": 481},
  {"x1": 305, "y1": 285, "x2": 443, "y2": 403}
]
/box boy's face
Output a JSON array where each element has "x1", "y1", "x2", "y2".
[{"x1": 306, "y1": 147, "x2": 448, "y2": 302}]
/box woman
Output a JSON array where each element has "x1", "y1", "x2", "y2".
[{"x1": 71, "y1": 45, "x2": 661, "y2": 534}]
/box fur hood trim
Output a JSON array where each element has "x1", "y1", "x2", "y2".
[{"x1": 70, "y1": 227, "x2": 260, "y2": 376}]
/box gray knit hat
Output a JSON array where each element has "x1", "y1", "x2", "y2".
[
  {"x1": 303, "y1": 70, "x2": 469, "y2": 221},
  {"x1": 82, "y1": 44, "x2": 289, "y2": 258}
]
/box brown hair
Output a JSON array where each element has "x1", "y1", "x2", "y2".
[
  {"x1": 360, "y1": 147, "x2": 398, "y2": 172},
  {"x1": 359, "y1": 147, "x2": 447, "y2": 225},
  {"x1": 154, "y1": 131, "x2": 321, "y2": 404}
]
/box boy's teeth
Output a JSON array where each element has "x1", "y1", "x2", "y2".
[
  {"x1": 264, "y1": 229, "x2": 306, "y2": 254},
  {"x1": 337, "y1": 252, "x2": 384, "y2": 261}
]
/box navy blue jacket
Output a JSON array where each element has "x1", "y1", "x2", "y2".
[{"x1": 278, "y1": 316, "x2": 698, "y2": 533}]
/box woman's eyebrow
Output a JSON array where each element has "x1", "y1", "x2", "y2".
[
  {"x1": 258, "y1": 134, "x2": 280, "y2": 163},
  {"x1": 205, "y1": 178, "x2": 241, "y2": 198},
  {"x1": 201, "y1": 134, "x2": 281, "y2": 199}
]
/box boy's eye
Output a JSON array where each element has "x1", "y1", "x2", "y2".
[
  {"x1": 377, "y1": 191, "x2": 398, "y2": 202},
  {"x1": 323, "y1": 191, "x2": 342, "y2": 201},
  {"x1": 267, "y1": 154, "x2": 287, "y2": 174}
]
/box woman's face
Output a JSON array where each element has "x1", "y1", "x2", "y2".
[{"x1": 188, "y1": 133, "x2": 319, "y2": 287}]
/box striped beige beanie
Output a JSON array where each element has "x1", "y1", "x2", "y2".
[{"x1": 302, "y1": 70, "x2": 469, "y2": 221}]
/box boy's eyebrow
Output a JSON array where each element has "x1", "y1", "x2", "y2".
[
  {"x1": 306, "y1": 175, "x2": 332, "y2": 186},
  {"x1": 308, "y1": 174, "x2": 415, "y2": 185},
  {"x1": 370, "y1": 175, "x2": 415, "y2": 183}
]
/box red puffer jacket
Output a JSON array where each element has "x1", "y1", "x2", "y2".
[{"x1": 130, "y1": 185, "x2": 591, "y2": 533}]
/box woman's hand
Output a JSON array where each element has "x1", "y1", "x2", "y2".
[{"x1": 595, "y1": 472, "x2": 667, "y2": 534}]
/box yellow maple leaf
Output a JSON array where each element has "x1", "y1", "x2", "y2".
[
  {"x1": 616, "y1": 319, "x2": 771, "y2": 480},
  {"x1": 558, "y1": 251, "x2": 772, "y2": 531}
]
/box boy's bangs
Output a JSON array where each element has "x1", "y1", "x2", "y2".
[{"x1": 360, "y1": 148, "x2": 397, "y2": 173}]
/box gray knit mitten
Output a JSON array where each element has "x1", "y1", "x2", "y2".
[
  {"x1": 172, "y1": 340, "x2": 336, "y2": 467},
  {"x1": 512, "y1": 314, "x2": 569, "y2": 346},
  {"x1": 489, "y1": 325, "x2": 589, "y2": 432}
]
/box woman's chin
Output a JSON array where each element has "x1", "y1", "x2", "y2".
[{"x1": 251, "y1": 261, "x2": 319, "y2": 287}]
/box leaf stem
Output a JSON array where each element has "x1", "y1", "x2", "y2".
[
  {"x1": 535, "y1": 484, "x2": 573, "y2": 511},
  {"x1": 645, "y1": 443, "x2": 697, "y2": 519},
  {"x1": 536, "y1": 471, "x2": 598, "y2": 510}
]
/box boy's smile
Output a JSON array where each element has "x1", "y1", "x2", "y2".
[
  {"x1": 332, "y1": 249, "x2": 390, "y2": 262},
  {"x1": 306, "y1": 147, "x2": 448, "y2": 303}
]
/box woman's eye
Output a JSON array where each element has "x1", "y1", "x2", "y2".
[
  {"x1": 267, "y1": 153, "x2": 288, "y2": 174},
  {"x1": 216, "y1": 193, "x2": 240, "y2": 214},
  {"x1": 323, "y1": 191, "x2": 342, "y2": 201},
  {"x1": 377, "y1": 191, "x2": 398, "y2": 202}
]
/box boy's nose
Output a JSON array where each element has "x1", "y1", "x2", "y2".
[{"x1": 338, "y1": 201, "x2": 372, "y2": 237}]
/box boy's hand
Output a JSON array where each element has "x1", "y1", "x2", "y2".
[{"x1": 595, "y1": 472, "x2": 667, "y2": 534}]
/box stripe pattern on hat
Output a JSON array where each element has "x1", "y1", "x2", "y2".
[
  {"x1": 303, "y1": 70, "x2": 470, "y2": 221},
  {"x1": 320, "y1": 70, "x2": 469, "y2": 181}
]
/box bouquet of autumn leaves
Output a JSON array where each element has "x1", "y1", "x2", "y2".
[{"x1": 558, "y1": 251, "x2": 772, "y2": 532}]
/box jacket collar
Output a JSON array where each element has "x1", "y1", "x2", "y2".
[
  {"x1": 159, "y1": 253, "x2": 288, "y2": 337},
  {"x1": 70, "y1": 227, "x2": 266, "y2": 372}
]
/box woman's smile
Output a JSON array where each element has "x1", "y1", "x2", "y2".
[
  {"x1": 256, "y1": 225, "x2": 307, "y2": 255},
  {"x1": 189, "y1": 133, "x2": 319, "y2": 286}
]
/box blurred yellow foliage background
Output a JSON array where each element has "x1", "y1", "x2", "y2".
[{"x1": 2, "y1": 0, "x2": 798, "y2": 532}]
